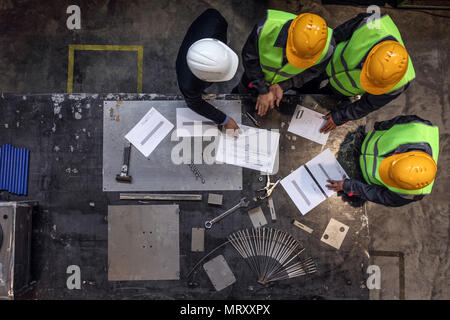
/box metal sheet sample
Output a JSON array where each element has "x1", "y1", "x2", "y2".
[
  {"x1": 292, "y1": 219, "x2": 314, "y2": 234},
  {"x1": 203, "y1": 255, "x2": 236, "y2": 291},
  {"x1": 207, "y1": 193, "x2": 223, "y2": 206},
  {"x1": 108, "y1": 205, "x2": 180, "y2": 281},
  {"x1": 248, "y1": 206, "x2": 268, "y2": 228},
  {"x1": 191, "y1": 228, "x2": 205, "y2": 252},
  {"x1": 268, "y1": 197, "x2": 276, "y2": 221},
  {"x1": 103, "y1": 100, "x2": 242, "y2": 191},
  {"x1": 321, "y1": 218, "x2": 349, "y2": 250}
]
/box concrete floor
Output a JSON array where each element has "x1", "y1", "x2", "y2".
[{"x1": 0, "y1": 0, "x2": 448, "y2": 299}]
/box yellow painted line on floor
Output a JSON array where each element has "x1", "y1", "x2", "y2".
[{"x1": 67, "y1": 44, "x2": 144, "y2": 93}]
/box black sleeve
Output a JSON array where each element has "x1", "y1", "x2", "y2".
[
  {"x1": 278, "y1": 59, "x2": 327, "y2": 91},
  {"x1": 242, "y1": 24, "x2": 269, "y2": 94},
  {"x1": 331, "y1": 84, "x2": 409, "y2": 125},
  {"x1": 374, "y1": 114, "x2": 432, "y2": 130},
  {"x1": 183, "y1": 94, "x2": 227, "y2": 125},
  {"x1": 343, "y1": 179, "x2": 417, "y2": 207},
  {"x1": 333, "y1": 12, "x2": 371, "y2": 44},
  {"x1": 278, "y1": 37, "x2": 335, "y2": 91}
]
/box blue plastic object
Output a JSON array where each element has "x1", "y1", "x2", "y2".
[{"x1": 0, "y1": 144, "x2": 29, "y2": 195}]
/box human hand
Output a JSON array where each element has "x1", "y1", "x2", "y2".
[
  {"x1": 255, "y1": 91, "x2": 275, "y2": 116},
  {"x1": 223, "y1": 117, "x2": 242, "y2": 138},
  {"x1": 320, "y1": 114, "x2": 337, "y2": 133},
  {"x1": 269, "y1": 83, "x2": 283, "y2": 107},
  {"x1": 325, "y1": 175, "x2": 347, "y2": 192}
]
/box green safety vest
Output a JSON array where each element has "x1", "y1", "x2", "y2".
[
  {"x1": 258, "y1": 10, "x2": 333, "y2": 85},
  {"x1": 360, "y1": 122, "x2": 439, "y2": 195},
  {"x1": 326, "y1": 14, "x2": 415, "y2": 96}
]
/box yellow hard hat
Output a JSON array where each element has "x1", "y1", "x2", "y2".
[
  {"x1": 379, "y1": 151, "x2": 437, "y2": 190},
  {"x1": 286, "y1": 13, "x2": 328, "y2": 69},
  {"x1": 360, "y1": 40, "x2": 409, "y2": 95}
]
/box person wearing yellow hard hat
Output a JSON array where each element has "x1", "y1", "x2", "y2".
[
  {"x1": 237, "y1": 10, "x2": 335, "y2": 116},
  {"x1": 325, "y1": 115, "x2": 439, "y2": 207},
  {"x1": 309, "y1": 12, "x2": 416, "y2": 134}
]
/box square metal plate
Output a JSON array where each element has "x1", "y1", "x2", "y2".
[
  {"x1": 203, "y1": 255, "x2": 236, "y2": 291},
  {"x1": 320, "y1": 218, "x2": 349, "y2": 250},
  {"x1": 108, "y1": 205, "x2": 180, "y2": 281}
]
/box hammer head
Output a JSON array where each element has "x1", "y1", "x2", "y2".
[{"x1": 116, "y1": 174, "x2": 132, "y2": 183}]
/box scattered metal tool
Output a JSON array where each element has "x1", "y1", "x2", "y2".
[
  {"x1": 246, "y1": 112, "x2": 260, "y2": 127},
  {"x1": 228, "y1": 228, "x2": 317, "y2": 284},
  {"x1": 188, "y1": 161, "x2": 206, "y2": 184},
  {"x1": 205, "y1": 197, "x2": 250, "y2": 229},
  {"x1": 120, "y1": 193, "x2": 202, "y2": 201},
  {"x1": 256, "y1": 174, "x2": 281, "y2": 200},
  {"x1": 292, "y1": 219, "x2": 313, "y2": 234},
  {"x1": 116, "y1": 143, "x2": 132, "y2": 183}
]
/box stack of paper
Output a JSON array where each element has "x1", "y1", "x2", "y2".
[
  {"x1": 215, "y1": 124, "x2": 280, "y2": 174},
  {"x1": 287, "y1": 105, "x2": 329, "y2": 145},
  {"x1": 280, "y1": 149, "x2": 348, "y2": 215},
  {"x1": 125, "y1": 107, "x2": 174, "y2": 157}
]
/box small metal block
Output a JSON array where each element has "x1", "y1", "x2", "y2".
[
  {"x1": 248, "y1": 206, "x2": 268, "y2": 228},
  {"x1": 208, "y1": 193, "x2": 223, "y2": 206},
  {"x1": 191, "y1": 228, "x2": 205, "y2": 252}
]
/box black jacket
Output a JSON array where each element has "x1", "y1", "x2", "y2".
[
  {"x1": 329, "y1": 13, "x2": 411, "y2": 125},
  {"x1": 175, "y1": 9, "x2": 229, "y2": 125},
  {"x1": 343, "y1": 115, "x2": 431, "y2": 207},
  {"x1": 241, "y1": 13, "x2": 335, "y2": 95}
]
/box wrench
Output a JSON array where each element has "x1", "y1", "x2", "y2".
[{"x1": 205, "y1": 197, "x2": 250, "y2": 229}]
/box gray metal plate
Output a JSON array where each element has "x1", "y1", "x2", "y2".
[
  {"x1": 203, "y1": 255, "x2": 236, "y2": 291},
  {"x1": 103, "y1": 100, "x2": 242, "y2": 191},
  {"x1": 108, "y1": 205, "x2": 180, "y2": 281}
]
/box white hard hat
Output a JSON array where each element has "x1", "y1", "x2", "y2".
[{"x1": 186, "y1": 38, "x2": 239, "y2": 82}]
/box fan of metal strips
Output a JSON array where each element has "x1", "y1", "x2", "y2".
[{"x1": 228, "y1": 228, "x2": 317, "y2": 284}]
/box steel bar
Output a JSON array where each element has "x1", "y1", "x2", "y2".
[{"x1": 120, "y1": 193, "x2": 202, "y2": 201}]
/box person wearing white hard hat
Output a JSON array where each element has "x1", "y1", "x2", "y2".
[{"x1": 176, "y1": 9, "x2": 240, "y2": 134}]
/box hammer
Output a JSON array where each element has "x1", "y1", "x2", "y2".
[{"x1": 116, "y1": 143, "x2": 132, "y2": 183}]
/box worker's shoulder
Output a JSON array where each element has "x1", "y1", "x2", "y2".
[{"x1": 197, "y1": 8, "x2": 227, "y2": 25}]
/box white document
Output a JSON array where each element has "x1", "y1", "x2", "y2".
[
  {"x1": 280, "y1": 166, "x2": 326, "y2": 215},
  {"x1": 288, "y1": 105, "x2": 329, "y2": 145},
  {"x1": 305, "y1": 148, "x2": 348, "y2": 198},
  {"x1": 125, "y1": 107, "x2": 174, "y2": 157},
  {"x1": 280, "y1": 149, "x2": 349, "y2": 215},
  {"x1": 176, "y1": 108, "x2": 219, "y2": 137},
  {"x1": 215, "y1": 124, "x2": 280, "y2": 174}
]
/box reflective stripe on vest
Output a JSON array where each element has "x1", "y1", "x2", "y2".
[
  {"x1": 359, "y1": 122, "x2": 439, "y2": 195},
  {"x1": 326, "y1": 14, "x2": 415, "y2": 96},
  {"x1": 258, "y1": 9, "x2": 333, "y2": 84}
]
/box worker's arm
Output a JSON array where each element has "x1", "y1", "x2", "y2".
[
  {"x1": 184, "y1": 93, "x2": 228, "y2": 125},
  {"x1": 343, "y1": 178, "x2": 418, "y2": 207},
  {"x1": 331, "y1": 83, "x2": 409, "y2": 125},
  {"x1": 278, "y1": 37, "x2": 335, "y2": 91},
  {"x1": 333, "y1": 12, "x2": 372, "y2": 43},
  {"x1": 242, "y1": 23, "x2": 270, "y2": 95}
]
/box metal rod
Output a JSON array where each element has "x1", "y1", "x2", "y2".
[{"x1": 120, "y1": 193, "x2": 202, "y2": 201}]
